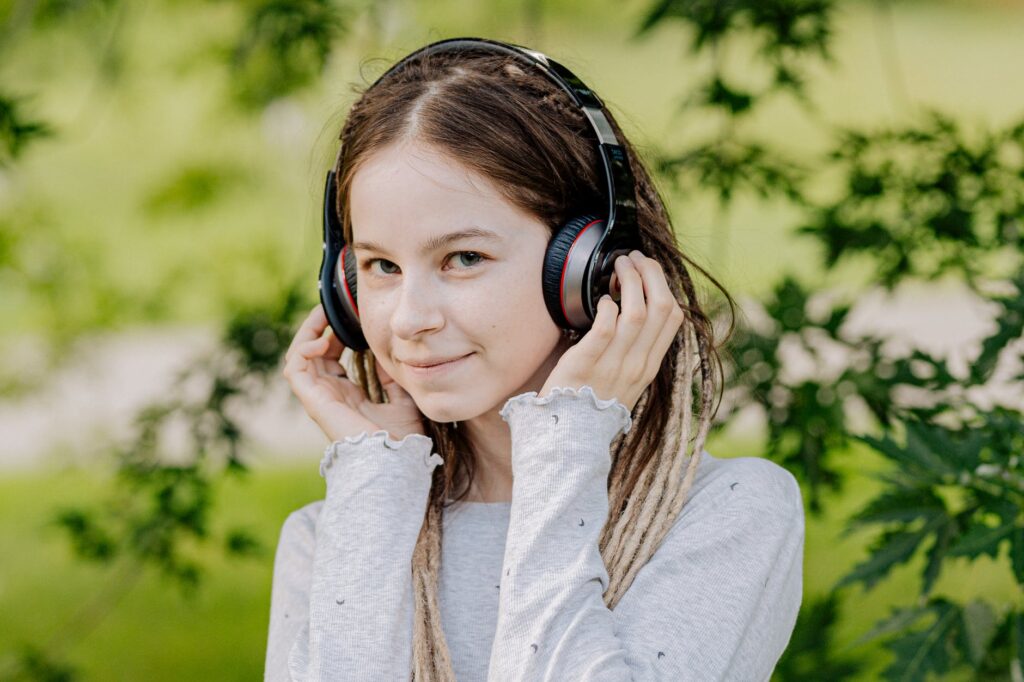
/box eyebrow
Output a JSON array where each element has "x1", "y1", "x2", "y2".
[{"x1": 350, "y1": 227, "x2": 503, "y2": 256}]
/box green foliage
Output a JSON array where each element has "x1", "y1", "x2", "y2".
[
  {"x1": 6, "y1": 645, "x2": 76, "y2": 682},
  {"x1": 831, "y1": 410, "x2": 1023, "y2": 678},
  {"x1": 851, "y1": 598, "x2": 1022, "y2": 681},
  {"x1": 229, "y1": 0, "x2": 350, "y2": 109},
  {"x1": 636, "y1": 0, "x2": 1024, "y2": 678},
  {"x1": 142, "y1": 162, "x2": 254, "y2": 216},
  {"x1": 50, "y1": 282, "x2": 309, "y2": 597},
  {"x1": 636, "y1": 0, "x2": 833, "y2": 85},
  {"x1": 773, "y1": 593, "x2": 865, "y2": 680},
  {"x1": 800, "y1": 113, "x2": 1024, "y2": 288},
  {"x1": 25, "y1": 0, "x2": 118, "y2": 27},
  {"x1": 638, "y1": 0, "x2": 832, "y2": 210},
  {"x1": 656, "y1": 139, "x2": 805, "y2": 204},
  {"x1": 0, "y1": 92, "x2": 53, "y2": 165}
]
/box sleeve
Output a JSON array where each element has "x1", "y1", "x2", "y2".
[
  {"x1": 265, "y1": 502, "x2": 320, "y2": 682},
  {"x1": 283, "y1": 429, "x2": 443, "y2": 682},
  {"x1": 486, "y1": 385, "x2": 805, "y2": 682}
]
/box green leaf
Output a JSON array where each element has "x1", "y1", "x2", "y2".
[
  {"x1": 703, "y1": 77, "x2": 755, "y2": 115},
  {"x1": 921, "y1": 516, "x2": 958, "y2": 596},
  {"x1": 903, "y1": 421, "x2": 961, "y2": 477},
  {"x1": 947, "y1": 518, "x2": 1016, "y2": 561},
  {"x1": 856, "y1": 431, "x2": 942, "y2": 483},
  {"x1": 842, "y1": 487, "x2": 945, "y2": 536},
  {"x1": 1012, "y1": 526, "x2": 1024, "y2": 588},
  {"x1": 854, "y1": 605, "x2": 927, "y2": 647},
  {"x1": 0, "y1": 91, "x2": 55, "y2": 165},
  {"x1": 927, "y1": 205, "x2": 975, "y2": 243},
  {"x1": 957, "y1": 600, "x2": 999, "y2": 668},
  {"x1": 835, "y1": 519, "x2": 941, "y2": 592},
  {"x1": 882, "y1": 599, "x2": 959, "y2": 681}
]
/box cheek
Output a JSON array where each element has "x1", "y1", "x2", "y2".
[
  {"x1": 484, "y1": 280, "x2": 562, "y2": 358},
  {"x1": 355, "y1": 296, "x2": 393, "y2": 358}
]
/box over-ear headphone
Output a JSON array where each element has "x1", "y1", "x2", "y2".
[{"x1": 319, "y1": 37, "x2": 642, "y2": 352}]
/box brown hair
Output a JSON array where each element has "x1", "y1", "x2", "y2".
[{"x1": 332, "y1": 46, "x2": 735, "y2": 680}]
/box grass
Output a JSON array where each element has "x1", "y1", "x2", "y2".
[{"x1": 0, "y1": 462, "x2": 323, "y2": 681}]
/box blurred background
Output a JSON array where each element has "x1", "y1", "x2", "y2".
[{"x1": 1, "y1": 0, "x2": 1022, "y2": 679}]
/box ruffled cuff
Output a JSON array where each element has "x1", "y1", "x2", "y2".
[
  {"x1": 319, "y1": 429, "x2": 442, "y2": 478},
  {"x1": 498, "y1": 385, "x2": 633, "y2": 440}
]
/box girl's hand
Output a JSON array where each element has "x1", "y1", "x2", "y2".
[
  {"x1": 539, "y1": 250, "x2": 684, "y2": 412},
  {"x1": 281, "y1": 304, "x2": 425, "y2": 444}
]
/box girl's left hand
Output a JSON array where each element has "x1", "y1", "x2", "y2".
[{"x1": 539, "y1": 250, "x2": 685, "y2": 412}]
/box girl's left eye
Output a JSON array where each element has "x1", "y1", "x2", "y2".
[{"x1": 448, "y1": 251, "x2": 485, "y2": 268}]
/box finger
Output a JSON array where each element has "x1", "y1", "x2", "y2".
[
  {"x1": 284, "y1": 337, "x2": 327, "y2": 375},
  {"x1": 300, "y1": 335, "x2": 330, "y2": 358},
  {"x1": 644, "y1": 305, "x2": 685, "y2": 381},
  {"x1": 285, "y1": 304, "x2": 331, "y2": 361},
  {"x1": 322, "y1": 326, "x2": 346, "y2": 362},
  {"x1": 283, "y1": 334, "x2": 333, "y2": 383},
  {"x1": 598, "y1": 253, "x2": 648, "y2": 362},
  {"x1": 573, "y1": 294, "x2": 618, "y2": 362},
  {"x1": 626, "y1": 256, "x2": 680, "y2": 369},
  {"x1": 310, "y1": 356, "x2": 364, "y2": 408},
  {"x1": 376, "y1": 360, "x2": 414, "y2": 405}
]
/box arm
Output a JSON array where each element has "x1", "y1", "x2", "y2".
[
  {"x1": 265, "y1": 501, "x2": 320, "y2": 682},
  {"x1": 487, "y1": 385, "x2": 804, "y2": 681},
  {"x1": 284, "y1": 430, "x2": 443, "y2": 682}
]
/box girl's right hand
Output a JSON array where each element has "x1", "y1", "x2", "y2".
[{"x1": 281, "y1": 304, "x2": 426, "y2": 444}]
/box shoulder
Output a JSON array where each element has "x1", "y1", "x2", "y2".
[
  {"x1": 670, "y1": 450, "x2": 804, "y2": 536},
  {"x1": 275, "y1": 500, "x2": 325, "y2": 559}
]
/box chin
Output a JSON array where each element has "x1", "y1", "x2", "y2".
[{"x1": 409, "y1": 387, "x2": 498, "y2": 425}]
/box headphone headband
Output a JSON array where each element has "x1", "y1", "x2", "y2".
[{"x1": 333, "y1": 37, "x2": 638, "y2": 246}]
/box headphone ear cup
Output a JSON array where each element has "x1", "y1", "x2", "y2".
[
  {"x1": 324, "y1": 244, "x2": 368, "y2": 351},
  {"x1": 542, "y1": 214, "x2": 605, "y2": 330}
]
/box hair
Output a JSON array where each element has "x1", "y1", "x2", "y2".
[{"x1": 331, "y1": 45, "x2": 736, "y2": 680}]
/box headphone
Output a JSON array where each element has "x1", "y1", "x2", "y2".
[{"x1": 319, "y1": 37, "x2": 642, "y2": 352}]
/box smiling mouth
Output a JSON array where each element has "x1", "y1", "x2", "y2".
[{"x1": 404, "y1": 353, "x2": 473, "y2": 373}]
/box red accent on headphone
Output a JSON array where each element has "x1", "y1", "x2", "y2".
[{"x1": 558, "y1": 218, "x2": 602, "y2": 325}]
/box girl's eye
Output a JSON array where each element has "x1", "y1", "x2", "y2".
[
  {"x1": 450, "y1": 251, "x2": 484, "y2": 268},
  {"x1": 362, "y1": 251, "x2": 486, "y2": 276},
  {"x1": 366, "y1": 259, "x2": 399, "y2": 275}
]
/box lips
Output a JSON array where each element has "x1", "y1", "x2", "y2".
[
  {"x1": 403, "y1": 353, "x2": 472, "y2": 368},
  {"x1": 401, "y1": 353, "x2": 474, "y2": 377}
]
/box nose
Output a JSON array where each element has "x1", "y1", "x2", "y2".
[{"x1": 388, "y1": 273, "x2": 445, "y2": 341}]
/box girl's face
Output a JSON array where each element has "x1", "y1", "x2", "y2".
[{"x1": 348, "y1": 138, "x2": 567, "y2": 423}]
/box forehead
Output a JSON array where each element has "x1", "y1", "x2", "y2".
[{"x1": 348, "y1": 139, "x2": 547, "y2": 251}]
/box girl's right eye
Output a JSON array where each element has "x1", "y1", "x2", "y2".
[{"x1": 363, "y1": 258, "x2": 399, "y2": 275}]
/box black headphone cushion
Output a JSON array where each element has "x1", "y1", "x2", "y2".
[{"x1": 542, "y1": 214, "x2": 602, "y2": 329}]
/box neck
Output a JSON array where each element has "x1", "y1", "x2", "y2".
[
  {"x1": 460, "y1": 413, "x2": 514, "y2": 503},
  {"x1": 456, "y1": 331, "x2": 572, "y2": 504}
]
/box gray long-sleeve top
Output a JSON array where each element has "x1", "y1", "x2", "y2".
[{"x1": 264, "y1": 385, "x2": 805, "y2": 681}]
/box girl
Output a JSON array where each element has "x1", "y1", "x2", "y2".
[{"x1": 267, "y1": 37, "x2": 804, "y2": 681}]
